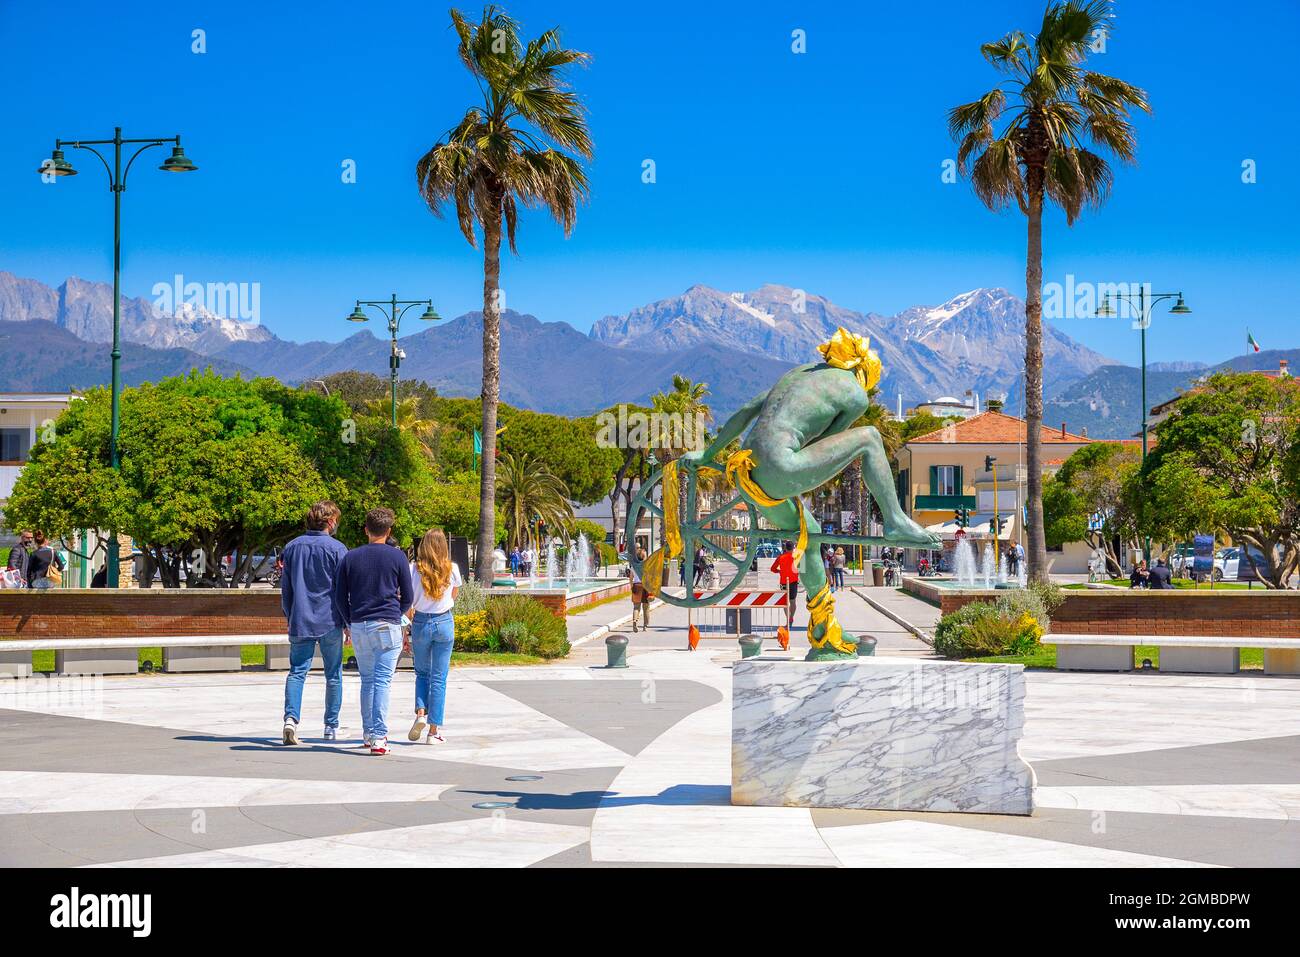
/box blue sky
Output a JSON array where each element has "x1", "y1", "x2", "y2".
[{"x1": 2, "y1": 0, "x2": 1296, "y2": 369}]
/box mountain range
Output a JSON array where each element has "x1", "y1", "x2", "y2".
[{"x1": 0, "y1": 270, "x2": 1288, "y2": 436}]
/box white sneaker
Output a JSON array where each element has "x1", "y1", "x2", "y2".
[
  {"x1": 282, "y1": 719, "x2": 299, "y2": 746},
  {"x1": 370, "y1": 737, "x2": 390, "y2": 755},
  {"x1": 408, "y1": 714, "x2": 428, "y2": 741}
]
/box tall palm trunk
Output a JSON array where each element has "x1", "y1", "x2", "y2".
[
  {"x1": 475, "y1": 204, "x2": 503, "y2": 582},
  {"x1": 1024, "y1": 169, "x2": 1048, "y2": 582}
]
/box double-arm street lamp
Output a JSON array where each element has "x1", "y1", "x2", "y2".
[
  {"x1": 38, "y1": 128, "x2": 198, "y2": 588},
  {"x1": 1095, "y1": 287, "x2": 1192, "y2": 562},
  {"x1": 345, "y1": 295, "x2": 441, "y2": 427}
]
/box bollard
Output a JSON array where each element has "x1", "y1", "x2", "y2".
[
  {"x1": 605, "y1": 633, "x2": 629, "y2": 669},
  {"x1": 739, "y1": 634, "x2": 763, "y2": 659},
  {"x1": 856, "y1": 636, "x2": 878, "y2": 657}
]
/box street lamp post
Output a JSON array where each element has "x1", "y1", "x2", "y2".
[
  {"x1": 345, "y1": 295, "x2": 441, "y2": 427},
  {"x1": 38, "y1": 128, "x2": 198, "y2": 588},
  {"x1": 1096, "y1": 289, "x2": 1192, "y2": 562}
]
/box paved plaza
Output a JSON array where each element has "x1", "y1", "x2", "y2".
[{"x1": 1, "y1": 582, "x2": 1297, "y2": 868}]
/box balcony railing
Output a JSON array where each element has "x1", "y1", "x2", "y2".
[{"x1": 913, "y1": 494, "x2": 976, "y2": 511}]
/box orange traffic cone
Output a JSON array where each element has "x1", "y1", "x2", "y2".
[
  {"x1": 777, "y1": 626, "x2": 790, "y2": 651},
  {"x1": 688, "y1": 624, "x2": 700, "y2": 651}
]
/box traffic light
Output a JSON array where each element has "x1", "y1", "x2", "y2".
[
  {"x1": 955, "y1": 506, "x2": 970, "y2": 528},
  {"x1": 985, "y1": 454, "x2": 996, "y2": 473}
]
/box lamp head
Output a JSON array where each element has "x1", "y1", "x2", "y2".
[
  {"x1": 1096, "y1": 294, "x2": 1117, "y2": 318},
  {"x1": 420, "y1": 304, "x2": 441, "y2": 321},
  {"x1": 1168, "y1": 295, "x2": 1192, "y2": 315},
  {"x1": 346, "y1": 306, "x2": 368, "y2": 323},
  {"x1": 158, "y1": 145, "x2": 197, "y2": 173},
  {"x1": 38, "y1": 148, "x2": 77, "y2": 177}
]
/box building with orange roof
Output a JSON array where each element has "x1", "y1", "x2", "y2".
[{"x1": 893, "y1": 410, "x2": 1103, "y2": 573}]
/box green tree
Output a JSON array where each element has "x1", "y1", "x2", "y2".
[
  {"x1": 1041, "y1": 442, "x2": 1140, "y2": 576},
  {"x1": 1137, "y1": 372, "x2": 1300, "y2": 588},
  {"x1": 417, "y1": 5, "x2": 593, "y2": 582},
  {"x1": 428, "y1": 396, "x2": 620, "y2": 505},
  {"x1": 6, "y1": 371, "x2": 473, "y2": 586},
  {"x1": 948, "y1": 0, "x2": 1150, "y2": 581},
  {"x1": 496, "y1": 450, "x2": 574, "y2": 551}
]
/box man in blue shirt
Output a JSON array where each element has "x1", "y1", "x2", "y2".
[
  {"x1": 280, "y1": 501, "x2": 350, "y2": 745},
  {"x1": 333, "y1": 507, "x2": 414, "y2": 755}
]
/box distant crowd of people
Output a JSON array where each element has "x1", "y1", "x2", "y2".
[{"x1": 279, "y1": 501, "x2": 462, "y2": 755}]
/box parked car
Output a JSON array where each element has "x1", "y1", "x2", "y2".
[
  {"x1": 222, "y1": 549, "x2": 282, "y2": 586},
  {"x1": 1213, "y1": 546, "x2": 1267, "y2": 583}
]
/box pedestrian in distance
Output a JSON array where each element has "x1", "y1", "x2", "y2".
[
  {"x1": 333, "y1": 507, "x2": 414, "y2": 755},
  {"x1": 771, "y1": 540, "x2": 799, "y2": 629},
  {"x1": 628, "y1": 547, "x2": 651, "y2": 631},
  {"x1": 1129, "y1": 560, "x2": 1150, "y2": 589},
  {"x1": 26, "y1": 531, "x2": 65, "y2": 589},
  {"x1": 1148, "y1": 558, "x2": 1173, "y2": 590},
  {"x1": 406, "y1": 528, "x2": 461, "y2": 745},
  {"x1": 280, "y1": 501, "x2": 350, "y2": 745}
]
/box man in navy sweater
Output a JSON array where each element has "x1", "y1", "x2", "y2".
[
  {"x1": 280, "y1": 501, "x2": 350, "y2": 745},
  {"x1": 333, "y1": 507, "x2": 413, "y2": 755}
]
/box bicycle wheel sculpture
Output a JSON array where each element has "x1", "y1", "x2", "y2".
[{"x1": 623, "y1": 457, "x2": 758, "y2": 609}]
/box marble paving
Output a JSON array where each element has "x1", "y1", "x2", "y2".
[{"x1": 2, "y1": 603, "x2": 1298, "y2": 866}]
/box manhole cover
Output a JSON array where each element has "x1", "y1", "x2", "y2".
[{"x1": 505, "y1": 775, "x2": 542, "y2": 782}]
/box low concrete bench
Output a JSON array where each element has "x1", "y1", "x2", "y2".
[
  {"x1": 0, "y1": 635, "x2": 289, "y2": 677},
  {"x1": 1048, "y1": 634, "x2": 1300, "y2": 675}
]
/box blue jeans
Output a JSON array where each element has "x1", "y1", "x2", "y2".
[
  {"x1": 283, "y1": 628, "x2": 344, "y2": 729},
  {"x1": 833, "y1": 567, "x2": 845, "y2": 589},
  {"x1": 411, "y1": 610, "x2": 455, "y2": 725},
  {"x1": 350, "y1": 620, "x2": 403, "y2": 740}
]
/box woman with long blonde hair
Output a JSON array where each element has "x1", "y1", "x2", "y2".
[{"x1": 404, "y1": 528, "x2": 461, "y2": 743}]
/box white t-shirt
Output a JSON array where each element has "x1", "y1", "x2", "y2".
[{"x1": 408, "y1": 560, "x2": 463, "y2": 614}]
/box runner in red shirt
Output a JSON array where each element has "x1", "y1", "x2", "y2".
[{"x1": 770, "y1": 540, "x2": 799, "y2": 628}]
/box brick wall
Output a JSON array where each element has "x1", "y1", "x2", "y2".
[
  {"x1": 938, "y1": 590, "x2": 1300, "y2": 639},
  {"x1": 0, "y1": 590, "x2": 286, "y2": 640}
]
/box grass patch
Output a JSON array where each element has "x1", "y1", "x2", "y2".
[
  {"x1": 451, "y1": 651, "x2": 545, "y2": 666},
  {"x1": 29, "y1": 643, "x2": 544, "y2": 673},
  {"x1": 964, "y1": 643, "x2": 1264, "y2": 670}
]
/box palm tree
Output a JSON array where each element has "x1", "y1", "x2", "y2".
[
  {"x1": 650, "y1": 374, "x2": 712, "y2": 463},
  {"x1": 417, "y1": 6, "x2": 592, "y2": 581},
  {"x1": 362, "y1": 396, "x2": 440, "y2": 460},
  {"x1": 496, "y1": 450, "x2": 574, "y2": 552},
  {"x1": 948, "y1": 0, "x2": 1149, "y2": 582}
]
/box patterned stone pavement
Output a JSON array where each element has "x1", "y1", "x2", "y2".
[{"x1": 2, "y1": 589, "x2": 1298, "y2": 867}]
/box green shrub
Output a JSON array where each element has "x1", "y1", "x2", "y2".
[
  {"x1": 933, "y1": 592, "x2": 1047, "y2": 659},
  {"x1": 453, "y1": 579, "x2": 488, "y2": 615},
  {"x1": 498, "y1": 621, "x2": 531, "y2": 653},
  {"x1": 485, "y1": 593, "x2": 571, "y2": 659},
  {"x1": 452, "y1": 610, "x2": 490, "y2": 652}
]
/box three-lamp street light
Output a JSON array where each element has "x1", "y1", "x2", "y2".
[
  {"x1": 1095, "y1": 288, "x2": 1192, "y2": 563},
  {"x1": 345, "y1": 295, "x2": 441, "y2": 427},
  {"x1": 38, "y1": 128, "x2": 199, "y2": 588}
]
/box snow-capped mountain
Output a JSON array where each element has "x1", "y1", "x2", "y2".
[
  {"x1": 0, "y1": 271, "x2": 272, "y2": 352},
  {"x1": 590, "y1": 284, "x2": 1119, "y2": 409}
]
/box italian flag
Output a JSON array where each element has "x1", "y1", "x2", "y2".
[{"x1": 1247, "y1": 330, "x2": 1261, "y2": 353}]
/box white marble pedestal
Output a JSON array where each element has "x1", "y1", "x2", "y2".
[{"x1": 731, "y1": 658, "x2": 1035, "y2": 815}]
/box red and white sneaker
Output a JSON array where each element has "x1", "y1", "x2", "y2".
[{"x1": 370, "y1": 737, "x2": 390, "y2": 755}]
